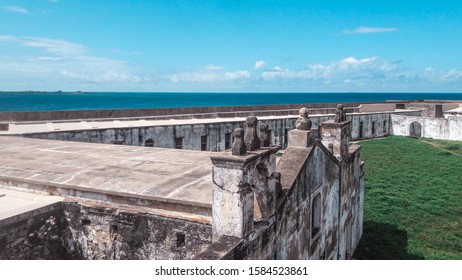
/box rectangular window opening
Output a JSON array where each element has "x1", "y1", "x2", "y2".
[
  {"x1": 176, "y1": 233, "x2": 185, "y2": 247},
  {"x1": 200, "y1": 135, "x2": 207, "y2": 151},
  {"x1": 224, "y1": 133, "x2": 232, "y2": 150},
  {"x1": 311, "y1": 193, "x2": 321, "y2": 238},
  {"x1": 284, "y1": 129, "x2": 289, "y2": 147},
  {"x1": 174, "y1": 137, "x2": 183, "y2": 149}
]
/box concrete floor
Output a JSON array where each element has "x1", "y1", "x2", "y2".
[{"x1": 0, "y1": 137, "x2": 215, "y2": 215}]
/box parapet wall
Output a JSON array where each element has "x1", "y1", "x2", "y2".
[
  {"x1": 0, "y1": 101, "x2": 379, "y2": 122},
  {"x1": 22, "y1": 112, "x2": 393, "y2": 151}
]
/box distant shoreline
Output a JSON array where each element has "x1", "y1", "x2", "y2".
[{"x1": 0, "y1": 91, "x2": 83, "y2": 94}]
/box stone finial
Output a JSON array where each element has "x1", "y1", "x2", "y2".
[
  {"x1": 244, "y1": 116, "x2": 260, "y2": 151},
  {"x1": 232, "y1": 128, "x2": 246, "y2": 156},
  {"x1": 334, "y1": 104, "x2": 346, "y2": 123},
  {"x1": 259, "y1": 123, "x2": 271, "y2": 147},
  {"x1": 295, "y1": 107, "x2": 312, "y2": 130}
]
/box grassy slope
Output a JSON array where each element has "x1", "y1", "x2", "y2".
[{"x1": 353, "y1": 136, "x2": 462, "y2": 259}]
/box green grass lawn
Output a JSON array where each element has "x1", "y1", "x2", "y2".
[{"x1": 353, "y1": 136, "x2": 462, "y2": 260}]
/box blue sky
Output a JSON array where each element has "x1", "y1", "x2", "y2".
[{"x1": 0, "y1": 0, "x2": 461, "y2": 92}]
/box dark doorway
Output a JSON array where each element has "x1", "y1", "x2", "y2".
[
  {"x1": 144, "y1": 139, "x2": 154, "y2": 147},
  {"x1": 409, "y1": 122, "x2": 422, "y2": 137}
]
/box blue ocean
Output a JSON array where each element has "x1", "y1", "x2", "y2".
[{"x1": 0, "y1": 92, "x2": 461, "y2": 112}]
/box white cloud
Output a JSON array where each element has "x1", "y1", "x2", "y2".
[
  {"x1": 258, "y1": 56, "x2": 462, "y2": 91},
  {"x1": 441, "y1": 69, "x2": 462, "y2": 82},
  {"x1": 169, "y1": 70, "x2": 250, "y2": 83},
  {"x1": 272, "y1": 66, "x2": 282, "y2": 71},
  {"x1": 424, "y1": 67, "x2": 436, "y2": 74},
  {"x1": 261, "y1": 56, "x2": 403, "y2": 85},
  {"x1": 1, "y1": 5, "x2": 28, "y2": 14},
  {"x1": 343, "y1": 26, "x2": 397, "y2": 34},
  {"x1": 0, "y1": 35, "x2": 144, "y2": 88},
  {"x1": 0, "y1": 36, "x2": 86, "y2": 56},
  {"x1": 205, "y1": 64, "x2": 224, "y2": 70},
  {"x1": 224, "y1": 70, "x2": 251, "y2": 80},
  {"x1": 254, "y1": 60, "x2": 265, "y2": 69},
  {"x1": 61, "y1": 70, "x2": 142, "y2": 84},
  {"x1": 1, "y1": 35, "x2": 460, "y2": 92}
]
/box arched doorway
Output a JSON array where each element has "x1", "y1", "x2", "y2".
[
  {"x1": 144, "y1": 138, "x2": 154, "y2": 147},
  {"x1": 409, "y1": 121, "x2": 422, "y2": 137}
]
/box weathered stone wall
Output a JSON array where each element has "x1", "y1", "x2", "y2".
[
  {"x1": 198, "y1": 117, "x2": 363, "y2": 260},
  {"x1": 61, "y1": 202, "x2": 212, "y2": 260},
  {"x1": 1, "y1": 201, "x2": 212, "y2": 260},
  {"x1": 274, "y1": 145, "x2": 341, "y2": 260},
  {"x1": 23, "y1": 112, "x2": 389, "y2": 151},
  {"x1": 391, "y1": 114, "x2": 462, "y2": 141},
  {"x1": 0, "y1": 203, "x2": 67, "y2": 260},
  {"x1": 338, "y1": 146, "x2": 363, "y2": 259},
  {"x1": 198, "y1": 144, "x2": 341, "y2": 260},
  {"x1": 349, "y1": 113, "x2": 390, "y2": 140}
]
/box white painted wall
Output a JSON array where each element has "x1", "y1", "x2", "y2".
[{"x1": 391, "y1": 114, "x2": 462, "y2": 141}]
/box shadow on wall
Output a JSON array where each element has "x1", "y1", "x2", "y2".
[{"x1": 353, "y1": 221, "x2": 424, "y2": 260}]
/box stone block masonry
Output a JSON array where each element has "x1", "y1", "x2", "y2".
[{"x1": 1, "y1": 198, "x2": 212, "y2": 260}]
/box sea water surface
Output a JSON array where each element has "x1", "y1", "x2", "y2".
[{"x1": 0, "y1": 92, "x2": 461, "y2": 112}]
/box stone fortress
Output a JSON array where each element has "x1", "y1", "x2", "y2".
[{"x1": 0, "y1": 100, "x2": 460, "y2": 259}]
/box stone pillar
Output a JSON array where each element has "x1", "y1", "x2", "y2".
[
  {"x1": 232, "y1": 128, "x2": 246, "y2": 156},
  {"x1": 211, "y1": 124, "x2": 279, "y2": 241},
  {"x1": 210, "y1": 156, "x2": 254, "y2": 241},
  {"x1": 320, "y1": 120, "x2": 351, "y2": 161},
  {"x1": 288, "y1": 129, "x2": 318, "y2": 148},
  {"x1": 288, "y1": 107, "x2": 317, "y2": 148},
  {"x1": 320, "y1": 104, "x2": 351, "y2": 161},
  {"x1": 244, "y1": 116, "x2": 260, "y2": 151}
]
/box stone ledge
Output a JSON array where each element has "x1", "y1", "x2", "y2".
[
  {"x1": 194, "y1": 235, "x2": 243, "y2": 260},
  {"x1": 321, "y1": 119, "x2": 351, "y2": 127},
  {"x1": 210, "y1": 146, "x2": 280, "y2": 168},
  {"x1": 0, "y1": 177, "x2": 212, "y2": 217}
]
